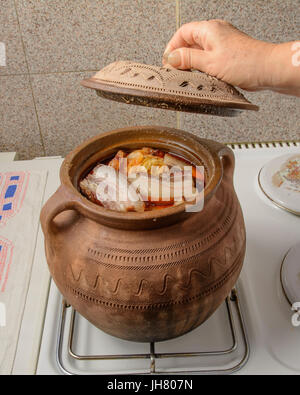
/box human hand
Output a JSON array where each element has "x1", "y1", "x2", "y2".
[{"x1": 162, "y1": 20, "x2": 275, "y2": 92}]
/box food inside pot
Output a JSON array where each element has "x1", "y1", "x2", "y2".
[{"x1": 79, "y1": 147, "x2": 204, "y2": 212}]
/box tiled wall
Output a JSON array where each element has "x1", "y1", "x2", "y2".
[{"x1": 0, "y1": 0, "x2": 299, "y2": 160}]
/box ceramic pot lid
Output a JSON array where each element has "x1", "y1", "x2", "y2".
[
  {"x1": 81, "y1": 61, "x2": 259, "y2": 116},
  {"x1": 281, "y1": 242, "x2": 300, "y2": 306},
  {"x1": 258, "y1": 153, "x2": 300, "y2": 215}
]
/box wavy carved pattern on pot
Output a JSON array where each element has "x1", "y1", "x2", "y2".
[
  {"x1": 66, "y1": 228, "x2": 244, "y2": 306},
  {"x1": 65, "y1": 245, "x2": 244, "y2": 312}
]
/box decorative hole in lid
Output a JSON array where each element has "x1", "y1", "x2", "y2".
[
  {"x1": 81, "y1": 61, "x2": 259, "y2": 116},
  {"x1": 179, "y1": 81, "x2": 189, "y2": 87}
]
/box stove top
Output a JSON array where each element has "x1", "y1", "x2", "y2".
[
  {"x1": 11, "y1": 142, "x2": 300, "y2": 375},
  {"x1": 48, "y1": 287, "x2": 249, "y2": 375}
]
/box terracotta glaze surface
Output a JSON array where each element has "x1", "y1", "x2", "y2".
[
  {"x1": 81, "y1": 61, "x2": 259, "y2": 116},
  {"x1": 40, "y1": 126, "x2": 246, "y2": 342}
]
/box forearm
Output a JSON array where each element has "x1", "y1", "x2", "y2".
[{"x1": 263, "y1": 41, "x2": 300, "y2": 96}]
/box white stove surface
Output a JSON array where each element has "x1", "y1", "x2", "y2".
[{"x1": 12, "y1": 143, "x2": 300, "y2": 375}]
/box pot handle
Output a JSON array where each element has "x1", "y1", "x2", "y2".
[
  {"x1": 202, "y1": 139, "x2": 235, "y2": 181},
  {"x1": 40, "y1": 186, "x2": 99, "y2": 236}
]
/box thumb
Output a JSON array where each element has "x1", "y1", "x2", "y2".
[{"x1": 167, "y1": 47, "x2": 209, "y2": 72}]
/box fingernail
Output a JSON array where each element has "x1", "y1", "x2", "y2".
[
  {"x1": 167, "y1": 50, "x2": 181, "y2": 67},
  {"x1": 162, "y1": 45, "x2": 172, "y2": 64}
]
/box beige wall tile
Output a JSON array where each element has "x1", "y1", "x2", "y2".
[
  {"x1": 16, "y1": 0, "x2": 176, "y2": 73},
  {"x1": 0, "y1": 0, "x2": 27, "y2": 75},
  {"x1": 180, "y1": 0, "x2": 298, "y2": 42},
  {"x1": 0, "y1": 75, "x2": 44, "y2": 159},
  {"x1": 31, "y1": 72, "x2": 178, "y2": 157},
  {"x1": 1, "y1": 0, "x2": 297, "y2": 161},
  {"x1": 180, "y1": 91, "x2": 300, "y2": 143},
  {"x1": 179, "y1": 0, "x2": 300, "y2": 142}
]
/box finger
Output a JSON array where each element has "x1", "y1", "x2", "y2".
[
  {"x1": 163, "y1": 21, "x2": 209, "y2": 63},
  {"x1": 167, "y1": 47, "x2": 210, "y2": 71}
]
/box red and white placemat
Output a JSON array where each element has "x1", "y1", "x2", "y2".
[{"x1": 0, "y1": 169, "x2": 47, "y2": 374}]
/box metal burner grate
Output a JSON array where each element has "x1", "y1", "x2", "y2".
[{"x1": 55, "y1": 288, "x2": 249, "y2": 375}]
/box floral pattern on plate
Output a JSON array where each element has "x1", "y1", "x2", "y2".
[
  {"x1": 259, "y1": 153, "x2": 300, "y2": 215},
  {"x1": 272, "y1": 155, "x2": 300, "y2": 192}
]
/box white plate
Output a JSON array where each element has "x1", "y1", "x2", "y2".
[
  {"x1": 281, "y1": 242, "x2": 300, "y2": 306},
  {"x1": 258, "y1": 153, "x2": 300, "y2": 215}
]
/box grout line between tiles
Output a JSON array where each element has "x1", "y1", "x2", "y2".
[
  {"x1": 12, "y1": 1, "x2": 50, "y2": 157},
  {"x1": 176, "y1": 0, "x2": 181, "y2": 29}
]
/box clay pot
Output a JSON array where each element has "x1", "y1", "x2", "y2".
[{"x1": 40, "y1": 126, "x2": 246, "y2": 342}]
